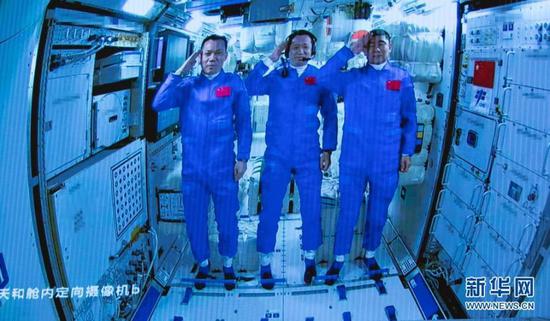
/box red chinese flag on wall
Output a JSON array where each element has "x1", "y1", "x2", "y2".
[{"x1": 473, "y1": 61, "x2": 496, "y2": 89}]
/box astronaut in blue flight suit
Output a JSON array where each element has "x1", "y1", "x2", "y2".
[
  {"x1": 319, "y1": 29, "x2": 417, "y2": 284},
  {"x1": 245, "y1": 30, "x2": 338, "y2": 288},
  {"x1": 153, "y1": 35, "x2": 252, "y2": 291}
]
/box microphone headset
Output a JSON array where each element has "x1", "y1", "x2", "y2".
[
  {"x1": 283, "y1": 29, "x2": 317, "y2": 58},
  {"x1": 281, "y1": 29, "x2": 317, "y2": 78}
]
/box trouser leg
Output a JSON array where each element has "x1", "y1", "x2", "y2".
[
  {"x1": 256, "y1": 157, "x2": 291, "y2": 254},
  {"x1": 181, "y1": 177, "x2": 210, "y2": 262},
  {"x1": 333, "y1": 166, "x2": 367, "y2": 256},
  {"x1": 210, "y1": 167, "x2": 240, "y2": 258},
  {"x1": 293, "y1": 160, "x2": 322, "y2": 251},
  {"x1": 363, "y1": 171, "x2": 398, "y2": 251}
]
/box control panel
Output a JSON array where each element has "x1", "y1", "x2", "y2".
[
  {"x1": 465, "y1": 1, "x2": 550, "y2": 50},
  {"x1": 52, "y1": 24, "x2": 141, "y2": 47},
  {"x1": 512, "y1": 21, "x2": 550, "y2": 46},
  {"x1": 72, "y1": 232, "x2": 152, "y2": 321},
  {"x1": 467, "y1": 27, "x2": 498, "y2": 47}
]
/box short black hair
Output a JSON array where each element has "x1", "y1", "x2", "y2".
[
  {"x1": 201, "y1": 34, "x2": 228, "y2": 51},
  {"x1": 369, "y1": 29, "x2": 391, "y2": 42},
  {"x1": 288, "y1": 29, "x2": 317, "y2": 44}
]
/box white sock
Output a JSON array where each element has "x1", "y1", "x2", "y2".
[
  {"x1": 200, "y1": 259, "x2": 209, "y2": 267},
  {"x1": 335, "y1": 255, "x2": 345, "y2": 263},
  {"x1": 223, "y1": 256, "x2": 233, "y2": 268},
  {"x1": 260, "y1": 252, "x2": 272, "y2": 266},
  {"x1": 304, "y1": 250, "x2": 316, "y2": 260},
  {"x1": 365, "y1": 251, "x2": 375, "y2": 259}
]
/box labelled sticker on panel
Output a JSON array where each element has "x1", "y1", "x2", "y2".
[
  {"x1": 158, "y1": 190, "x2": 184, "y2": 221},
  {"x1": 507, "y1": 181, "x2": 523, "y2": 202}
]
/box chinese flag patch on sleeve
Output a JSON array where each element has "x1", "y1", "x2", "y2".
[
  {"x1": 215, "y1": 86, "x2": 232, "y2": 97},
  {"x1": 386, "y1": 80, "x2": 401, "y2": 91}
]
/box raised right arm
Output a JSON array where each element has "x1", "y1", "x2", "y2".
[
  {"x1": 152, "y1": 74, "x2": 191, "y2": 111},
  {"x1": 153, "y1": 51, "x2": 200, "y2": 111},
  {"x1": 244, "y1": 60, "x2": 272, "y2": 96},
  {"x1": 318, "y1": 46, "x2": 355, "y2": 97}
]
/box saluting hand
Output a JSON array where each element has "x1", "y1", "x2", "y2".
[
  {"x1": 175, "y1": 50, "x2": 200, "y2": 76},
  {"x1": 361, "y1": 32, "x2": 371, "y2": 55},
  {"x1": 269, "y1": 41, "x2": 287, "y2": 62},
  {"x1": 349, "y1": 31, "x2": 370, "y2": 55},
  {"x1": 350, "y1": 39, "x2": 363, "y2": 55}
]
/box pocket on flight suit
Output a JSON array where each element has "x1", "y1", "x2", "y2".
[
  {"x1": 210, "y1": 114, "x2": 234, "y2": 140},
  {"x1": 380, "y1": 112, "x2": 401, "y2": 140}
]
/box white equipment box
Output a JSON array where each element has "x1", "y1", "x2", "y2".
[
  {"x1": 45, "y1": 51, "x2": 94, "y2": 179},
  {"x1": 94, "y1": 50, "x2": 142, "y2": 85},
  {"x1": 92, "y1": 89, "x2": 130, "y2": 151}
]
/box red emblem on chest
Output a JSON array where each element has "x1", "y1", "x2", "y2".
[
  {"x1": 386, "y1": 80, "x2": 401, "y2": 91},
  {"x1": 304, "y1": 76, "x2": 317, "y2": 85},
  {"x1": 215, "y1": 86, "x2": 232, "y2": 97}
]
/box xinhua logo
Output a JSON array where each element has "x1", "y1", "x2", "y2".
[{"x1": 464, "y1": 276, "x2": 535, "y2": 312}]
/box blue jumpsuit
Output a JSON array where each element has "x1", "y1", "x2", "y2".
[
  {"x1": 319, "y1": 47, "x2": 417, "y2": 254},
  {"x1": 153, "y1": 71, "x2": 252, "y2": 262},
  {"x1": 245, "y1": 61, "x2": 338, "y2": 254}
]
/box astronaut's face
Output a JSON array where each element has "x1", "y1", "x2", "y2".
[
  {"x1": 366, "y1": 35, "x2": 392, "y2": 65},
  {"x1": 200, "y1": 39, "x2": 228, "y2": 75},
  {"x1": 288, "y1": 35, "x2": 313, "y2": 67}
]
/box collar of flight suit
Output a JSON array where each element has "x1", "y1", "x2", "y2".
[
  {"x1": 289, "y1": 63, "x2": 308, "y2": 77},
  {"x1": 288, "y1": 63, "x2": 312, "y2": 78},
  {"x1": 200, "y1": 69, "x2": 224, "y2": 81},
  {"x1": 367, "y1": 61, "x2": 390, "y2": 72}
]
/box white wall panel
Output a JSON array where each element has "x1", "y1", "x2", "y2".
[
  {"x1": 452, "y1": 109, "x2": 497, "y2": 174},
  {"x1": 472, "y1": 222, "x2": 523, "y2": 278},
  {"x1": 0, "y1": 0, "x2": 58, "y2": 320},
  {"x1": 481, "y1": 190, "x2": 538, "y2": 254},
  {"x1": 442, "y1": 159, "x2": 485, "y2": 211},
  {"x1": 497, "y1": 119, "x2": 550, "y2": 178},
  {"x1": 503, "y1": 84, "x2": 550, "y2": 133},
  {"x1": 50, "y1": 139, "x2": 146, "y2": 307},
  {"x1": 431, "y1": 215, "x2": 468, "y2": 269},
  {"x1": 491, "y1": 155, "x2": 549, "y2": 218},
  {"x1": 436, "y1": 190, "x2": 477, "y2": 240}
]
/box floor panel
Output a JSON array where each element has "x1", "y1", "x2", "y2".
[{"x1": 151, "y1": 217, "x2": 423, "y2": 321}]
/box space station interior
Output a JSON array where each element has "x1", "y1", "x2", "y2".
[{"x1": 1, "y1": 0, "x2": 550, "y2": 320}]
